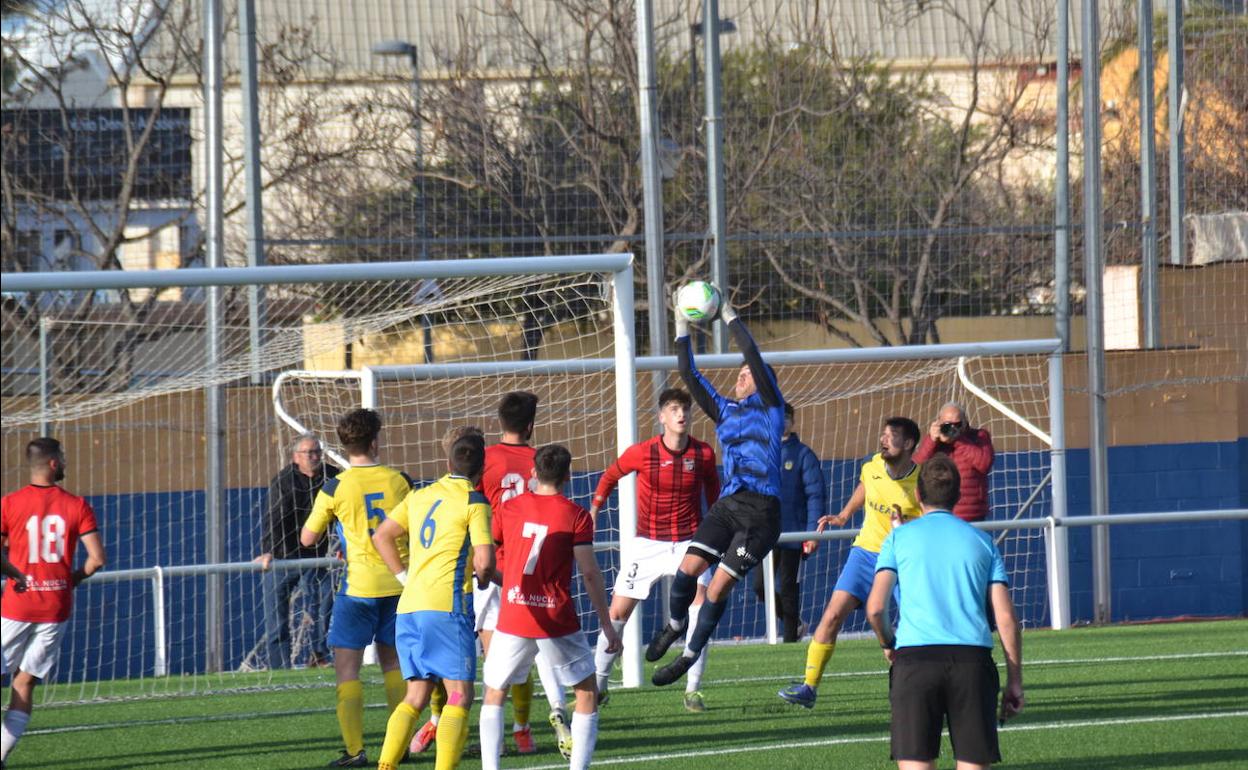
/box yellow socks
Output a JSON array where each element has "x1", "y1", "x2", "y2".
[
  {"x1": 379, "y1": 702, "x2": 420, "y2": 769},
  {"x1": 430, "y1": 681, "x2": 447, "y2": 722},
  {"x1": 384, "y1": 668, "x2": 407, "y2": 713},
  {"x1": 433, "y1": 704, "x2": 470, "y2": 770},
  {"x1": 511, "y1": 672, "x2": 534, "y2": 727},
  {"x1": 804, "y1": 641, "x2": 836, "y2": 688},
  {"x1": 335, "y1": 680, "x2": 365, "y2": 755}
]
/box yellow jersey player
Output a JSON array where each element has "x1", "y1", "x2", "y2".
[
  {"x1": 372, "y1": 432, "x2": 495, "y2": 770},
  {"x1": 778, "y1": 417, "x2": 922, "y2": 709},
  {"x1": 300, "y1": 408, "x2": 413, "y2": 767}
]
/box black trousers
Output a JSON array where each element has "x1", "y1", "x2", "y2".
[{"x1": 752, "y1": 548, "x2": 803, "y2": 642}]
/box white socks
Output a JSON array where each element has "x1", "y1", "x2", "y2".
[
  {"x1": 594, "y1": 619, "x2": 627, "y2": 692},
  {"x1": 2, "y1": 709, "x2": 31, "y2": 761},
  {"x1": 534, "y1": 649, "x2": 565, "y2": 710},
  {"x1": 570, "y1": 710, "x2": 599, "y2": 770},
  {"x1": 686, "y1": 603, "x2": 708, "y2": 692},
  {"x1": 478, "y1": 704, "x2": 504, "y2": 770}
]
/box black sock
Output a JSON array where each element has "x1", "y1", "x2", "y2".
[
  {"x1": 668, "y1": 570, "x2": 699, "y2": 627},
  {"x1": 684, "y1": 596, "x2": 728, "y2": 656}
]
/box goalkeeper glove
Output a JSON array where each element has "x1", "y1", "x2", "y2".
[
  {"x1": 718, "y1": 290, "x2": 737, "y2": 324},
  {"x1": 671, "y1": 289, "x2": 690, "y2": 338}
]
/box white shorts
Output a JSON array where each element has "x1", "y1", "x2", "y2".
[
  {"x1": 1, "y1": 617, "x2": 66, "y2": 680},
  {"x1": 613, "y1": 537, "x2": 712, "y2": 600},
  {"x1": 474, "y1": 583, "x2": 501, "y2": 632},
  {"x1": 483, "y1": 629, "x2": 594, "y2": 691}
]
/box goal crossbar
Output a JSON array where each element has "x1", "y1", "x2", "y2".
[{"x1": 0, "y1": 254, "x2": 634, "y2": 292}]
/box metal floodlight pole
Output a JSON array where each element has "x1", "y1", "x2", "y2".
[
  {"x1": 637, "y1": 0, "x2": 669, "y2": 409},
  {"x1": 202, "y1": 0, "x2": 226, "y2": 673},
  {"x1": 373, "y1": 39, "x2": 434, "y2": 363},
  {"x1": 1138, "y1": 0, "x2": 1160, "y2": 348},
  {"x1": 1166, "y1": 0, "x2": 1185, "y2": 266},
  {"x1": 1055, "y1": 0, "x2": 1072, "y2": 351},
  {"x1": 240, "y1": 0, "x2": 268, "y2": 383},
  {"x1": 702, "y1": 0, "x2": 731, "y2": 353},
  {"x1": 1080, "y1": 0, "x2": 1112, "y2": 626}
]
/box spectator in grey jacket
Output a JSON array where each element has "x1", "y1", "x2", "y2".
[
  {"x1": 754, "y1": 403, "x2": 825, "y2": 642},
  {"x1": 254, "y1": 434, "x2": 338, "y2": 669}
]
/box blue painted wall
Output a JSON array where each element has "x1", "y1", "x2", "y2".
[{"x1": 41, "y1": 440, "x2": 1246, "y2": 682}]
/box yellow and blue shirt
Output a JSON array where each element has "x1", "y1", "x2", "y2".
[
  {"x1": 388, "y1": 474, "x2": 493, "y2": 615},
  {"x1": 304, "y1": 463, "x2": 413, "y2": 598},
  {"x1": 852, "y1": 453, "x2": 921, "y2": 553}
]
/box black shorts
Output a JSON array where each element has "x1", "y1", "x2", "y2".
[
  {"x1": 686, "y1": 490, "x2": 781, "y2": 579},
  {"x1": 890, "y1": 645, "x2": 1001, "y2": 765}
]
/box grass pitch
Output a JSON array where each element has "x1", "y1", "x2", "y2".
[{"x1": 8, "y1": 619, "x2": 1247, "y2": 769}]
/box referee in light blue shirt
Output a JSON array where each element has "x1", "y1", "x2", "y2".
[{"x1": 866, "y1": 455, "x2": 1025, "y2": 770}]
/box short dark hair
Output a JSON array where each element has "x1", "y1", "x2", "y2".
[
  {"x1": 26, "y1": 437, "x2": 63, "y2": 466},
  {"x1": 658, "y1": 387, "x2": 692, "y2": 410},
  {"x1": 783, "y1": 403, "x2": 795, "y2": 419},
  {"x1": 917, "y1": 455, "x2": 961, "y2": 510},
  {"x1": 442, "y1": 425, "x2": 484, "y2": 455},
  {"x1": 450, "y1": 433, "x2": 486, "y2": 478},
  {"x1": 338, "y1": 408, "x2": 382, "y2": 456},
  {"x1": 743, "y1": 362, "x2": 778, "y2": 386},
  {"x1": 885, "y1": 416, "x2": 921, "y2": 450},
  {"x1": 498, "y1": 391, "x2": 539, "y2": 434},
  {"x1": 533, "y1": 444, "x2": 572, "y2": 485}
]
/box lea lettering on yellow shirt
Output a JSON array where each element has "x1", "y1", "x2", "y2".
[
  {"x1": 852, "y1": 453, "x2": 922, "y2": 553},
  {"x1": 304, "y1": 464, "x2": 413, "y2": 598},
  {"x1": 388, "y1": 474, "x2": 493, "y2": 615}
]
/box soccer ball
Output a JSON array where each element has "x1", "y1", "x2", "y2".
[{"x1": 676, "y1": 281, "x2": 722, "y2": 322}]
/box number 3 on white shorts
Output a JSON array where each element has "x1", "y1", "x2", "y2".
[{"x1": 520, "y1": 521, "x2": 549, "y2": 575}]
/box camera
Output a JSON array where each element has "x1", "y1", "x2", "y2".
[{"x1": 939, "y1": 422, "x2": 962, "y2": 438}]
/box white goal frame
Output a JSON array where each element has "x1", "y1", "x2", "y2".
[{"x1": 275, "y1": 331, "x2": 1069, "y2": 687}]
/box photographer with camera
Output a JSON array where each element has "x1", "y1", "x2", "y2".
[{"x1": 913, "y1": 403, "x2": 995, "y2": 522}]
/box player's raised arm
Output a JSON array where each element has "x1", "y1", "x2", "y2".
[
  {"x1": 674, "y1": 293, "x2": 724, "y2": 423},
  {"x1": 722, "y1": 298, "x2": 782, "y2": 408}
]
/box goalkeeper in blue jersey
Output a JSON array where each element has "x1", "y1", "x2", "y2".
[{"x1": 648, "y1": 289, "x2": 786, "y2": 687}]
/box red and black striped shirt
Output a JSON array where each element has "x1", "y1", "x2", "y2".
[{"x1": 592, "y1": 435, "x2": 720, "y2": 542}]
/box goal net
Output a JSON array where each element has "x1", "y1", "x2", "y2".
[
  {"x1": 0, "y1": 256, "x2": 632, "y2": 703},
  {"x1": 277, "y1": 342, "x2": 1059, "y2": 687},
  {"x1": 1, "y1": 256, "x2": 1058, "y2": 703}
]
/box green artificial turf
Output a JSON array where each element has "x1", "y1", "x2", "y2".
[{"x1": 7, "y1": 619, "x2": 1247, "y2": 769}]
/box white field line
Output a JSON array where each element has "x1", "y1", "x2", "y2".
[
  {"x1": 702, "y1": 649, "x2": 1248, "y2": 687},
  {"x1": 27, "y1": 649, "x2": 1248, "y2": 736},
  {"x1": 522, "y1": 710, "x2": 1248, "y2": 769}
]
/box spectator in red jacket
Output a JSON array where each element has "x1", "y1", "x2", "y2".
[{"x1": 912, "y1": 403, "x2": 994, "y2": 522}]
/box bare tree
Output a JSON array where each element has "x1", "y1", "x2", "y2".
[{"x1": 1, "y1": 0, "x2": 401, "y2": 390}]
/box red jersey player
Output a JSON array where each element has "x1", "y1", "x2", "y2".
[
  {"x1": 466, "y1": 391, "x2": 567, "y2": 757},
  {"x1": 2, "y1": 438, "x2": 106, "y2": 764},
  {"x1": 479, "y1": 445, "x2": 619, "y2": 770},
  {"x1": 587, "y1": 387, "x2": 720, "y2": 711}
]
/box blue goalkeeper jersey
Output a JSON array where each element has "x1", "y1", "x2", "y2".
[{"x1": 678, "y1": 320, "x2": 785, "y2": 499}]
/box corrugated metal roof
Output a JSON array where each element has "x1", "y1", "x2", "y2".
[{"x1": 135, "y1": 0, "x2": 1152, "y2": 80}]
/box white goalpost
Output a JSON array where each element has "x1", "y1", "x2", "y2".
[{"x1": 273, "y1": 335, "x2": 1068, "y2": 687}]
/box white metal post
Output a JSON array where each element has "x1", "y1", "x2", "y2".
[
  {"x1": 762, "y1": 550, "x2": 778, "y2": 644},
  {"x1": 611, "y1": 265, "x2": 642, "y2": 688},
  {"x1": 359, "y1": 366, "x2": 377, "y2": 409},
  {"x1": 152, "y1": 566, "x2": 168, "y2": 677},
  {"x1": 1047, "y1": 355, "x2": 1071, "y2": 629}
]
